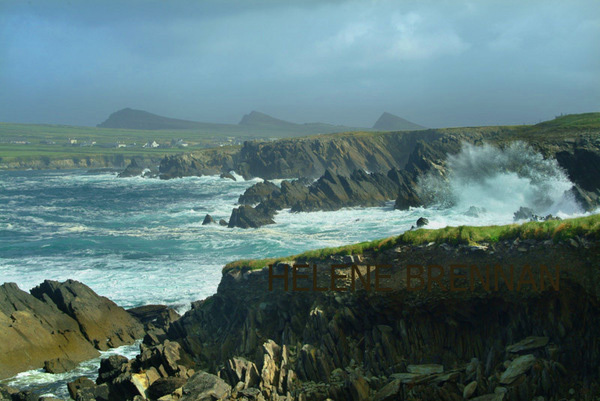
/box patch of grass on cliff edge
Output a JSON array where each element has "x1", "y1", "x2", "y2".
[{"x1": 223, "y1": 213, "x2": 600, "y2": 273}]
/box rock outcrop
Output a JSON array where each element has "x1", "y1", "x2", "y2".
[
  {"x1": 228, "y1": 168, "x2": 419, "y2": 228},
  {"x1": 117, "y1": 159, "x2": 157, "y2": 178},
  {"x1": 0, "y1": 282, "x2": 100, "y2": 380},
  {"x1": 0, "y1": 280, "x2": 144, "y2": 379},
  {"x1": 228, "y1": 205, "x2": 276, "y2": 229},
  {"x1": 159, "y1": 151, "x2": 236, "y2": 180},
  {"x1": 158, "y1": 228, "x2": 600, "y2": 400},
  {"x1": 30, "y1": 280, "x2": 144, "y2": 351},
  {"x1": 156, "y1": 115, "x2": 600, "y2": 213},
  {"x1": 202, "y1": 214, "x2": 215, "y2": 225}
]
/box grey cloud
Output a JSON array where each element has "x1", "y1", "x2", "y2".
[{"x1": 0, "y1": 0, "x2": 598, "y2": 127}]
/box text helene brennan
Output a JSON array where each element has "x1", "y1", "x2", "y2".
[{"x1": 267, "y1": 263, "x2": 560, "y2": 292}]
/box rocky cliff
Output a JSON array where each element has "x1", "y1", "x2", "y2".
[
  {"x1": 158, "y1": 129, "x2": 447, "y2": 180},
  {"x1": 62, "y1": 214, "x2": 600, "y2": 401},
  {"x1": 157, "y1": 115, "x2": 600, "y2": 215},
  {"x1": 0, "y1": 280, "x2": 144, "y2": 380}
]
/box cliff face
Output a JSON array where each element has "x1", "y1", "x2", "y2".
[
  {"x1": 0, "y1": 154, "x2": 164, "y2": 171},
  {"x1": 234, "y1": 130, "x2": 444, "y2": 180},
  {"x1": 157, "y1": 117, "x2": 600, "y2": 206},
  {"x1": 162, "y1": 232, "x2": 600, "y2": 400},
  {"x1": 157, "y1": 130, "x2": 449, "y2": 180}
]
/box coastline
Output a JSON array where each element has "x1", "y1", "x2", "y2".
[{"x1": 2, "y1": 214, "x2": 599, "y2": 400}]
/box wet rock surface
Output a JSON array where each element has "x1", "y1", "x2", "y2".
[
  {"x1": 0, "y1": 280, "x2": 145, "y2": 380},
  {"x1": 30, "y1": 280, "x2": 145, "y2": 351}
]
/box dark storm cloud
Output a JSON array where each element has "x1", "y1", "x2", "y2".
[{"x1": 0, "y1": 0, "x2": 598, "y2": 127}]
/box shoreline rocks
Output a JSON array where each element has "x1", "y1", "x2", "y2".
[
  {"x1": 228, "y1": 167, "x2": 422, "y2": 228},
  {"x1": 0, "y1": 280, "x2": 144, "y2": 380},
  {"x1": 5, "y1": 233, "x2": 600, "y2": 400}
]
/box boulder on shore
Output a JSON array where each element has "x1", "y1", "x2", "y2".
[
  {"x1": 30, "y1": 280, "x2": 145, "y2": 351},
  {"x1": 43, "y1": 357, "x2": 78, "y2": 374},
  {"x1": 0, "y1": 282, "x2": 99, "y2": 380},
  {"x1": 0, "y1": 279, "x2": 145, "y2": 380}
]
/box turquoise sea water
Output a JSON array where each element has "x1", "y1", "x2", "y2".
[
  {"x1": 0, "y1": 169, "x2": 513, "y2": 311},
  {"x1": 0, "y1": 162, "x2": 590, "y2": 397}
]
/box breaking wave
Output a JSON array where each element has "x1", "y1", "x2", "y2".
[{"x1": 418, "y1": 142, "x2": 582, "y2": 218}]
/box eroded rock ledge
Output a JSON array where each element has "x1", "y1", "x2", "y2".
[{"x1": 55, "y1": 224, "x2": 600, "y2": 401}]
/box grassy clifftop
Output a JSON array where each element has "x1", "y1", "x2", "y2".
[{"x1": 224, "y1": 213, "x2": 600, "y2": 272}]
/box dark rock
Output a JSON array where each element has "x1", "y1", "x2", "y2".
[
  {"x1": 117, "y1": 159, "x2": 144, "y2": 178},
  {"x1": 238, "y1": 180, "x2": 281, "y2": 205},
  {"x1": 0, "y1": 384, "x2": 18, "y2": 400},
  {"x1": 147, "y1": 376, "x2": 187, "y2": 400},
  {"x1": 74, "y1": 383, "x2": 110, "y2": 401},
  {"x1": 229, "y1": 167, "x2": 415, "y2": 228},
  {"x1": 513, "y1": 207, "x2": 536, "y2": 221},
  {"x1": 201, "y1": 214, "x2": 215, "y2": 225},
  {"x1": 9, "y1": 391, "x2": 39, "y2": 401},
  {"x1": 220, "y1": 172, "x2": 236, "y2": 181},
  {"x1": 219, "y1": 219, "x2": 228, "y2": 226},
  {"x1": 506, "y1": 337, "x2": 549, "y2": 353},
  {"x1": 30, "y1": 280, "x2": 144, "y2": 351},
  {"x1": 97, "y1": 355, "x2": 129, "y2": 385},
  {"x1": 228, "y1": 205, "x2": 275, "y2": 229},
  {"x1": 159, "y1": 153, "x2": 231, "y2": 180},
  {"x1": 43, "y1": 357, "x2": 77, "y2": 374},
  {"x1": 499, "y1": 354, "x2": 536, "y2": 384},
  {"x1": 416, "y1": 217, "x2": 429, "y2": 227},
  {"x1": 127, "y1": 304, "x2": 180, "y2": 331},
  {"x1": 0, "y1": 283, "x2": 99, "y2": 380},
  {"x1": 219, "y1": 357, "x2": 260, "y2": 389},
  {"x1": 390, "y1": 168, "x2": 422, "y2": 210},
  {"x1": 67, "y1": 377, "x2": 96, "y2": 400},
  {"x1": 568, "y1": 185, "x2": 599, "y2": 211},
  {"x1": 373, "y1": 379, "x2": 402, "y2": 401},
  {"x1": 180, "y1": 371, "x2": 231, "y2": 401}
]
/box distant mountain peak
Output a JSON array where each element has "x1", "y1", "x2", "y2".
[
  {"x1": 372, "y1": 112, "x2": 426, "y2": 131},
  {"x1": 239, "y1": 111, "x2": 297, "y2": 127},
  {"x1": 97, "y1": 108, "x2": 204, "y2": 130}
]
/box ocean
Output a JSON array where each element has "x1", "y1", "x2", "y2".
[{"x1": 0, "y1": 144, "x2": 590, "y2": 397}]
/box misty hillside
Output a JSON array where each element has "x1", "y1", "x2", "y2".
[
  {"x1": 97, "y1": 108, "x2": 218, "y2": 130},
  {"x1": 97, "y1": 108, "x2": 370, "y2": 136},
  {"x1": 372, "y1": 112, "x2": 426, "y2": 131},
  {"x1": 239, "y1": 111, "x2": 298, "y2": 128}
]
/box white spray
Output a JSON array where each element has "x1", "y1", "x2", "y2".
[{"x1": 418, "y1": 141, "x2": 582, "y2": 219}]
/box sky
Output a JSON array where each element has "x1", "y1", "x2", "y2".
[{"x1": 0, "y1": 0, "x2": 598, "y2": 128}]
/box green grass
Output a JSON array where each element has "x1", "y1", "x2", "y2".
[
  {"x1": 532, "y1": 112, "x2": 600, "y2": 131},
  {"x1": 223, "y1": 214, "x2": 600, "y2": 273},
  {"x1": 0, "y1": 119, "x2": 371, "y2": 165},
  {"x1": 0, "y1": 121, "x2": 253, "y2": 165}
]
